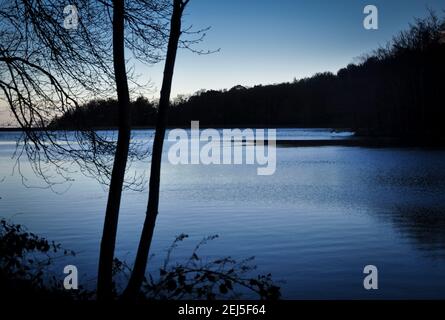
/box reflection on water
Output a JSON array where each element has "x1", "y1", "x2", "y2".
[
  {"x1": 0, "y1": 129, "x2": 445, "y2": 299},
  {"x1": 391, "y1": 206, "x2": 445, "y2": 256}
]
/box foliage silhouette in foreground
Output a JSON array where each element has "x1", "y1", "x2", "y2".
[
  {"x1": 0, "y1": 219, "x2": 281, "y2": 300},
  {"x1": 0, "y1": 218, "x2": 85, "y2": 300},
  {"x1": 114, "y1": 234, "x2": 281, "y2": 300}
]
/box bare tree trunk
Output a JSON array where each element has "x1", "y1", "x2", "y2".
[
  {"x1": 123, "y1": 0, "x2": 187, "y2": 299},
  {"x1": 97, "y1": 0, "x2": 131, "y2": 300}
]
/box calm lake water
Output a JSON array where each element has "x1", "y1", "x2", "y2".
[{"x1": 1, "y1": 129, "x2": 445, "y2": 299}]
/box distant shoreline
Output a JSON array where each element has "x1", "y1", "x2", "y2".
[
  {"x1": 0, "y1": 126, "x2": 353, "y2": 131},
  {"x1": 1, "y1": 127, "x2": 444, "y2": 148},
  {"x1": 273, "y1": 139, "x2": 445, "y2": 149}
]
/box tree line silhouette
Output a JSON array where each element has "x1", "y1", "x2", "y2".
[{"x1": 52, "y1": 12, "x2": 445, "y2": 141}]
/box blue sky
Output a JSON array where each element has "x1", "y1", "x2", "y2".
[
  {"x1": 142, "y1": 0, "x2": 445, "y2": 99},
  {"x1": 1, "y1": 0, "x2": 444, "y2": 125}
]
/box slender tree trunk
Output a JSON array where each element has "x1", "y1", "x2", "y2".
[
  {"x1": 97, "y1": 0, "x2": 131, "y2": 300},
  {"x1": 123, "y1": 0, "x2": 186, "y2": 299}
]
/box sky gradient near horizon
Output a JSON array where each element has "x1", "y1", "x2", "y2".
[{"x1": 1, "y1": 0, "x2": 444, "y2": 125}]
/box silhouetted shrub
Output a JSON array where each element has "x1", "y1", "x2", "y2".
[
  {"x1": 113, "y1": 234, "x2": 281, "y2": 300},
  {"x1": 0, "y1": 218, "x2": 83, "y2": 300},
  {"x1": 0, "y1": 219, "x2": 281, "y2": 301}
]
